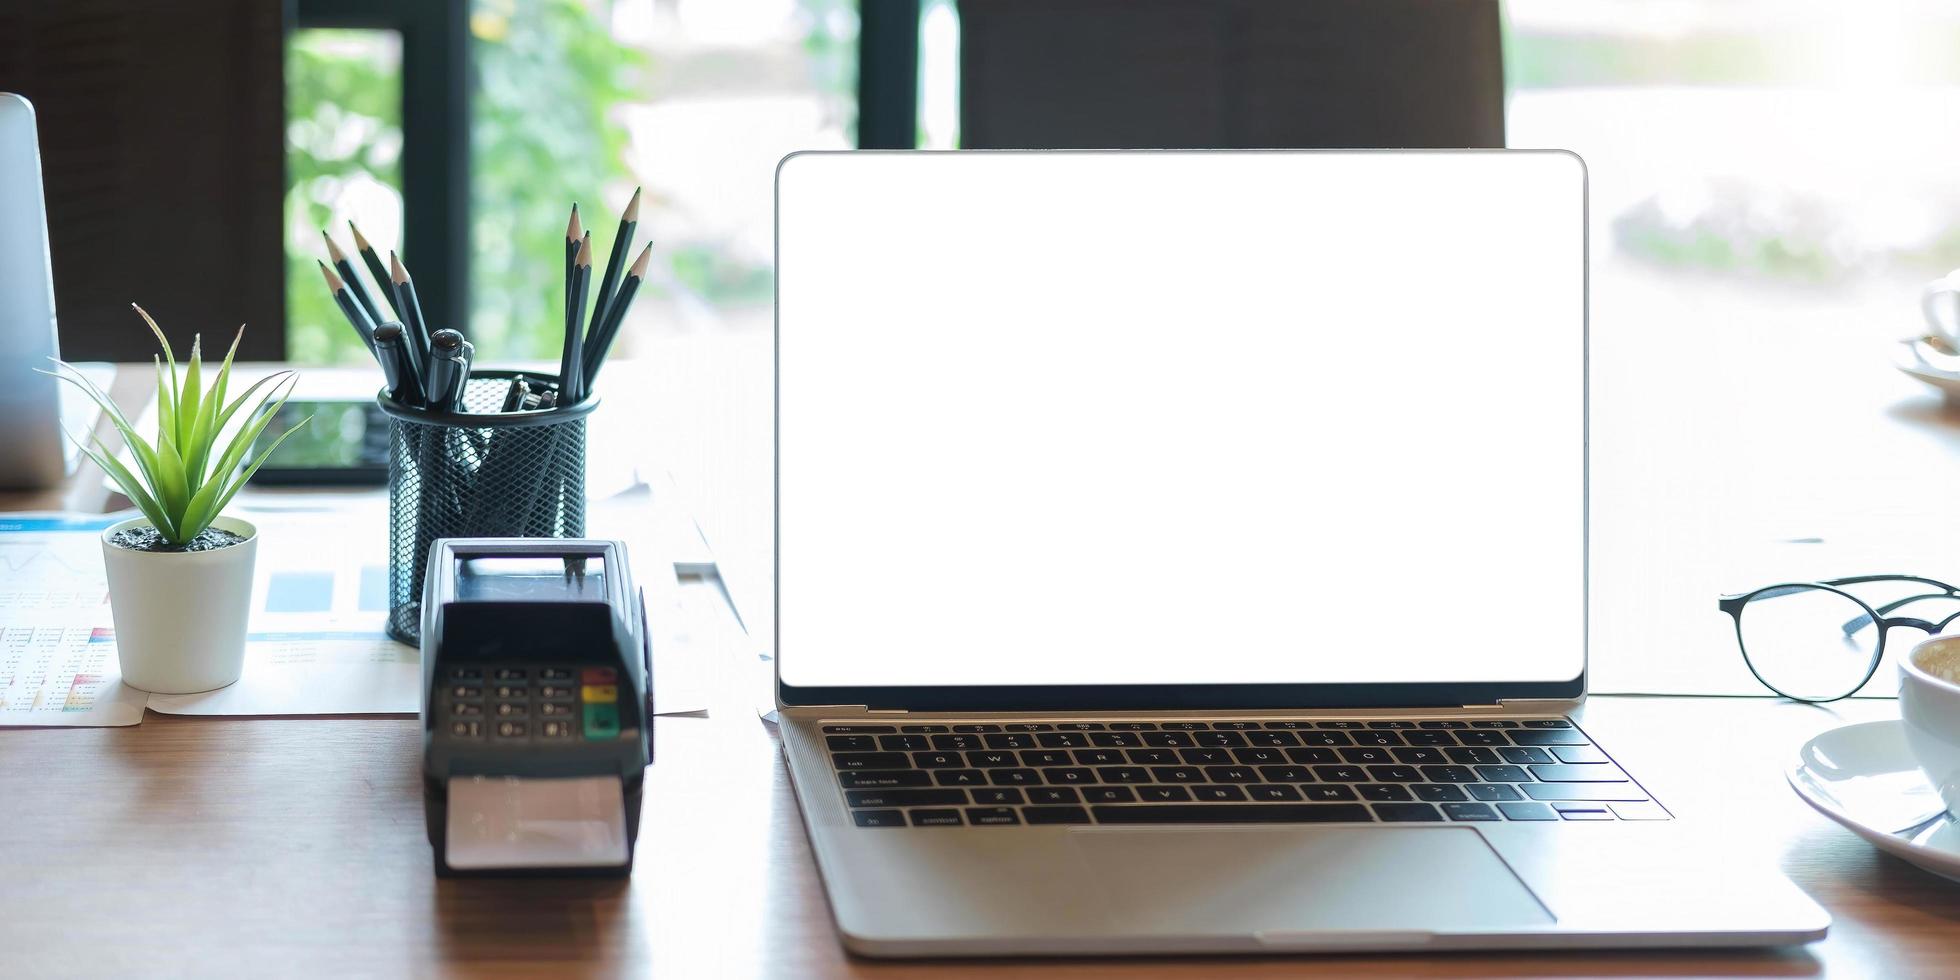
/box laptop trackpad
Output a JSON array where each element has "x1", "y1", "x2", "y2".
[{"x1": 1070, "y1": 827, "x2": 1553, "y2": 940}]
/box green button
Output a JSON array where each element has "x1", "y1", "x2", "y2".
[{"x1": 583, "y1": 703, "x2": 620, "y2": 739}]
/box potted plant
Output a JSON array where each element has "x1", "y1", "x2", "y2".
[{"x1": 48, "y1": 306, "x2": 306, "y2": 694}]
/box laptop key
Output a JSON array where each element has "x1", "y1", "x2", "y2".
[
  {"x1": 1497, "y1": 801, "x2": 1558, "y2": 821},
  {"x1": 1059, "y1": 722, "x2": 1106, "y2": 731},
  {"x1": 1022, "y1": 806, "x2": 1092, "y2": 825},
  {"x1": 833, "y1": 752, "x2": 910, "y2": 770},
  {"x1": 1214, "y1": 721, "x2": 1260, "y2": 730},
  {"x1": 1193, "y1": 732, "x2": 1248, "y2": 747},
  {"x1": 1444, "y1": 747, "x2": 1500, "y2": 766},
  {"x1": 1367, "y1": 721, "x2": 1419, "y2": 730},
  {"x1": 1258, "y1": 765, "x2": 1315, "y2": 783},
  {"x1": 1313, "y1": 765, "x2": 1369, "y2": 783},
  {"x1": 1499, "y1": 746, "x2": 1556, "y2": 765},
  {"x1": 1392, "y1": 747, "x2": 1448, "y2": 765},
  {"x1": 845, "y1": 788, "x2": 966, "y2": 808},
  {"x1": 1467, "y1": 783, "x2": 1523, "y2": 802},
  {"x1": 878, "y1": 735, "x2": 930, "y2": 752},
  {"x1": 1092, "y1": 803, "x2": 1374, "y2": 824},
  {"x1": 901, "y1": 724, "x2": 950, "y2": 734},
  {"x1": 1373, "y1": 803, "x2": 1444, "y2": 822},
  {"x1": 1036, "y1": 732, "x2": 1089, "y2": 748},
  {"x1": 1043, "y1": 768, "x2": 1095, "y2": 785},
  {"x1": 1128, "y1": 749, "x2": 1179, "y2": 765},
  {"x1": 934, "y1": 769, "x2": 987, "y2": 787},
  {"x1": 1096, "y1": 766, "x2": 1151, "y2": 784},
  {"x1": 1249, "y1": 784, "x2": 1303, "y2": 802},
  {"x1": 1192, "y1": 785, "x2": 1249, "y2": 802},
  {"x1": 1455, "y1": 731, "x2": 1509, "y2": 746},
  {"x1": 952, "y1": 724, "x2": 1002, "y2": 733},
  {"x1": 1413, "y1": 784, "x2": 1468, "y2": 802},
  {"x1": 990, "y1": 768, "x2": 1041, "y2": 786},
  {"x1": 1471, "y1": 720, "x2": 1518, "y2": 728},
  {"x1": 1402, "y1": 731, "x2": 1456, "y2": 746},
  {"x1": 1005, "y1": 723, "x2": 1054, "y2": 732},
  {"x1": 931, "y1": 734, "x2": 983, "y2": 751},
  {"x1": 1523, "y1": 719, "x2": 1573, "y2": 728},
  {"x1": 1302, "y1": 785, "x2": 1359, "y2": 802},
  {"x1": 984, "y1": 734, "x2": 1035, "y2": 749},
  {"x1": 1512, "y1": 729, "x2": 1588, "y2": 746},
  {"x1": 1441, "y1": 802, "x2": 1500, "y2": 822},
  {"x1": 1151, "y1": 766, "x2": 1205, "y2": 783},
  {"x1": 1359, "y1": 784, "x2": 1413, "y2": 802},
  {"x1": 1286, "y1": 747, "x2": 1341, "y2": 765},
  {"x1": 1022, "y1": 750, "x2": 1072, "y2": 767},
  {"x1": 1298, "y1": 731, "x2": 1353, "y2": 746},
  {"x1": 1340, "y1": 747, "x2": 1394, "y2": 765},
  {"x1": 1553, "y1": 745, "x2": 1610, "y2": 764},
  {"x1": 967, "y1": 807, "x2": 1022, "y2": 826},
  {"x1": 1085, "y1": 787, "x2": 1137, "y2": 803},
  {"x1": 1420, "y1": 765, "x2": 1478, "y2": 783},
  {"x1": 1350, "y1": 731, "x2": 1404, "y2": 747},
  {"x1": 1203, "y1": 766, "x2": 1260, "y2": 783},
  {"x1": 1263, "y1": 721, "x2": 1312, "y2": 729},
  {"x1": 967, "y1": 751, "x2": 1019, "y2": 768},
  {"x1": 1474, "y1": 765, "x2": 1531, "y2": 783},
  {"x1": 826, "y1": 735, "x2": 876, "y2": 752},
  {"x1": 913, "y1": 752, "x2": 963, "y2": 769},
  {"x1": 1366, "y1": 765, "x2": 1422, "y2": 783},
  {"x1": 1074, "y1": 749, "x2": 1125, "y2": 766},
  {"x1": 1418, "y1": 721, "x2": 1470, "y2": 729},
  {"x1": 909, "y1": 809, "x2": 965, "y2": 827},
  {"x1": 1529, "y1": 764, "x2": 1629, "y2": 782},
  {"x1": 1523, "y1": 784, "x2": 1651, "y2": 802},
  {"x1": 1246, "y1": 731, "x2": 1298, "y2": 747},
  {"x1": 1109, "y1": 722, "x2": 1157, "y2": 731},
  {"x1": 824, "y1": 725, "x2": 896, "y2": 734},
  {"x1": 1318, "y1": 721, "x2": 1367, "y2": 729},
  {"x1": 1089, "y1": 732, "x2": 1141, "y2": 747},
  {"x1": 1180, "y1": 748, "x2": 1233, "y2": 766},
  {"x1": 853, "y1": 809, "x2": 906, "y2": 827},
  {"x1": 1161, "y1": 722, "x2": 1208, "y2": 730},
  {"x1": 1028, "y1": 787, "x2": 1081, "y2": 805},
  {"x1": 972, "y1": 788, "x2": 1025, "y2": 805},
  {"x1": 1233, "y1": 747, "x2": 1287, "y2": 766},
  {"x1": 839, "y1": 770, "x2": 931, "y2": 788},
  {"x1": 1142, "y1": 732, "x2": 1196, "y2": 748},
  {"x1": 1138, "y1": 786, "x2": 1194, "y2": 802}
]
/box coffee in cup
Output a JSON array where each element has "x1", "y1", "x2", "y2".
[{"x1": 1901, "y1": 635, "x2": 1960, "y2": 818}]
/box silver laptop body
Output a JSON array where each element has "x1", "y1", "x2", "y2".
[
  {"x1": 0, "y1": 94, "x2": 68, "y2": 490},
  {"x1": 772, "y1": 150, "x2": 1828, "y2": 956}
]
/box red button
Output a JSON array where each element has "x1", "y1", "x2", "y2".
[{"x1": 581, "y1": 667, "x2": 616, "y2": 684}]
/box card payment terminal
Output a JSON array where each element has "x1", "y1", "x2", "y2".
[{"x1": 420, "y1": 538, "x2": 653, "y2": 876}]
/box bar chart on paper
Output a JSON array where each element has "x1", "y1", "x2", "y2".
[{"x1": 0, "y1": 514, "x2": 149, "y2": 726}]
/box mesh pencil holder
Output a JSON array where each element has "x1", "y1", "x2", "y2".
[{"x1": 378, "y1": 369, "x2": 597, "y2": 645}]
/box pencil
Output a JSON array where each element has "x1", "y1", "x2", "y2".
[
  {"x1": 317, "y1": 259, "x2": 379, "y2": 357},
  {"x1": 322, "y1": 230, "x2": 384, "y2": 328},
  {"x1": 586, "y1": 187, "x2": 640, "y2": 350},
  {"x1": 348, "y1": 221, "x2": 402, "y2": 319},
  {"x1": 559, "y1": 232, "x2": 593, "y2": 404},
  {"x1": 564, "y1": 203, "x2": 581, "y2": 337},
  {"x1": 389, "y1": 250, "x2": 433, "y2": 391},
  {"x1": 581, "y1": 243, "x2": 651, "y2": 398}
]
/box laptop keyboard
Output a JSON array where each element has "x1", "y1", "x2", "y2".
[{"x1": 821, "y1": 718, "x2": 1668, "y2": 828}]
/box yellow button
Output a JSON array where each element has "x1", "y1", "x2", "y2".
[{"x1": 581, "y1": 684, "x2": 617, "y2": 703}]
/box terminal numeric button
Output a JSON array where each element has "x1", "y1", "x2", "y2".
[
  {"x1": 450, "y1": 702, "x2": 482, "y2": 717},
  {"x1": 540, "y1": 720, "x2": 574, "y2": 738},
  {"x1": 537, "y1": 702, "x2": 574, "y2": 717},
  {"x1": 493, "y1": 702, "x2": 527, "y2": 717},
  {"x1": 538, "y1": 668, "x2": 575, "y2": 681},
  {"x1": 492, "y1": 668, "x2": 526, "y2": 681},
  {"x1": 539, "y1": 685, "x2": 575, "y2": 700},
  {"x1": 493, "y1": 685, "x2": 525, "y2": 699},
  {"x1": 448, "y1": 721, "x2": 481, "y2": 737},
  {"x1": 494, "y1": 721, "x2": 528, "y2": 738},
  {"x1": 448, "y1": 684, "x2": 480, "y2": 699},
  {"x1": 447, "y1": 667, "x2": 482, "y2": 679}
]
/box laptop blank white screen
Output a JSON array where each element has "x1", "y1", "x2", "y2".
[{"x1": 776, "y1": 151, "x2": 1585, "y2": 690}]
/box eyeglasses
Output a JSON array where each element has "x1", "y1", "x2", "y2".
[{"x1": 1718, "y1": 574, "x2": 1960, "y2": 702}]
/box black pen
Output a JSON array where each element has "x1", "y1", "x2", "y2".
[
  {"x1": 426, "y1": 329, "x2": 467, "y2": 413},
  {"x1": 372, "y1": 322, "x2": 424, "y2": 406},
  {"x1": 501, "y1": 375, "x2": 529, "y2": 413}
]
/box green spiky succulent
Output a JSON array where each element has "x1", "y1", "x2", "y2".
[{"x1": 47, "y1": 305, "x2": 310, "y2": 547}]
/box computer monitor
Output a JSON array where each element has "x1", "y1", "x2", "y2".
[{"x1": 0, "y1": 93, "x2": 68, "y2": 489}]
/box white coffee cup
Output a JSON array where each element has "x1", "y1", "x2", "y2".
[
  {"x1": 1923, "y1": 272, "x2": 1960, "y2": 350},
  {"x1": 1901, "y1": 634, "x2": 1960, "y2": 818}
]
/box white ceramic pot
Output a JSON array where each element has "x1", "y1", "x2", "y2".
[
  {"x1": 1901, "y1": 634, "x2": 1960, "y2": 819},
  {"x1": 100, "y1": 515, "x2": 258, "y2": 694}
]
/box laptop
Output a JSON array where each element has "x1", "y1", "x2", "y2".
[
  {"x1": 771, "y1": 150, "x2": 1828, "y2": 956},
  {"x1": 0, "y1": 93, "x2": 70, "y2": 489}
]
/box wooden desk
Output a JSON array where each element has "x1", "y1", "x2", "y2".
[{"x1": 4, "y1": 366, "x2": 1958, "y2": 977}]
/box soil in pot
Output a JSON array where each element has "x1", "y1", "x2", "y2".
[{"x1": 107, "y1": 525, "x2": 247, "y2": 553}]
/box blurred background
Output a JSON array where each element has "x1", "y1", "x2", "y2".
[{"x1": 9, "y1": 0, "x2": 1960, "y2": 690}]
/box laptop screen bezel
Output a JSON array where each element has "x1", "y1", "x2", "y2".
[{"x1": 772, "y1": 149, "x2": 1588, "y2": 712}]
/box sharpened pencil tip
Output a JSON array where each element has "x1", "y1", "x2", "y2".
[
  {"x1": 318, "y1": 259, "x2": 344, "y2": 292},
  {"x1": 389, "y1": 250, "x2": 409, "y2": 283},
  {"x1": 348, "y1": 220, "x2": 374, "y2": 253},
  {"x1": 623, "y1": 186, "x2": 642, "y2": 222},
  {"x1": 628, "y1": 242, "x2": 653, "y2": 278},
  {"x1": 575, "y1": 232, "x2": 594, "y2": 266},
  {"x1": 568, "y1": 203, "x2": 582, "y2": 240},
  {"x1": 321, "y1": 229, "x2": 346, "y2": 262}
]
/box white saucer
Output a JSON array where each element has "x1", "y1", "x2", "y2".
[{"x1": 1787, "y1": 719, "x2": 1960, "y2": 883}]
